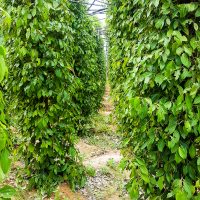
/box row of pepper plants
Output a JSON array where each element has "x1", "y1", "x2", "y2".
[
  {"x1": 0, "y1": 8, "x2": 16, "y2": 199},
  {"x1": 1, "y1": 0, "x2": 106, "y2": 195},
  {"x1": 108, "y1": 0, "x2": 200, "y2": 199}
]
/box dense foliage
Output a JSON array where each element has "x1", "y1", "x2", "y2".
[
  {"x1": 0, "y1": 44, "x2": 11, "y2": 199},
  {"x1": 70, "y1": 3, "x2": 106, "y2": 124},
  {"x1": 108, "y1": 0, "x2": 200, "y2": 199},
  {"x1": 4, "y1": 0, "x2": 105, "y2": 194},
  {"x1": 0, "y1": 9, "x2": 16, "y2": 199},
  {"x1": 0, "y1": 46, "x2": 15, "y2": 200}
]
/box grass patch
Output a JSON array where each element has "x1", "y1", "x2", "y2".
[{"x1": 82, "y1": 113, "x2": 120, "y2": 151}]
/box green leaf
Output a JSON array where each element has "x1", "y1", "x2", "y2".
[
  {"x1": 183, "y1": 179, "x2": 195, "y2": 197},
  {"x1": 194, "y1": 194, "x2": 200, "y2": 200},
  {"x1": 173, "y1": 31, "x2": 187, "y2": 42},
  {"x1": 0, "y1": 131, "x2": 7, "y2": 152},
  {"x1": 183, "y1": 46, "x2": 192, "y2": 56},
  {"x1": 37, "y1": 117, "x2": 48, "y2": 129},
  {"x1": 155, "y1": 18, "x2": 165, "y2": 29},
  {"x1": 168, "y1": 131, "x2": 180, "y2": 149},
  {"x1": 0, "y1": 55, "x2": 8, "y2": 83},
  {"x1": 55, "y1": 69, "x2": 62, "y2": 78},
  {"x1": 155, "y1": 74, "x2": 165, "y2": 85},
  {"x1": 189, "y1": 144, "x2": 196, "y2": 158},
  {"x1": 178, "y1": 145, "x2": 187, "y2": 159},
  {"x1": 166, "y1": 117, "x2": 177, "y2": 133},
  {"x1": 0, "y1": 149, "x2": 11, "y2": 174},
  {"x1": 128, "y1": 180, "x2": 139, "y2": 199},
  {"x1": 184, "y1": 121, "x2": 191, "y2": 132},
  {"x1": 26, "y1": 28, "x2": 30, "y2": 39},
  {"x1": 19, "y1": 46, "x2": 27, "y2": 57},
  {"x1": 197, "y1": 158, "x2": 200, "y2": 166},
  {"x1": 176, "y1": 47, "x2": 183, "y2": 55},
  {"x1": 181, "y1": 69, "x2": 192, "y2": 80},
  {"x1": 0, "y1": 46, "x2": 6, "y2": 57},
  {"x1": 175, "y1": 190, "x2": 188, "y2": 200},
  {"x1": 153, "y1": 0, "x2": 160, "y2": 7},
  {"x1": 140, "y1": 165, "x2": 148, "y2": 176},
  {"x1": 69, "y1": 147, "x2": 76, "y2": 158},
  {"x1": 181, "y1": 53, "x2": 191, "y2": 68},
  {"x1": 166, "y1": 18, "x2": 170, "y2": 25},
  {"x1": 185, "y1": 95, "x2": 192, "y2": 111},
  {"x1": 195, "y1": 8, "x2": 200, "y2": 17},
  {"x1": 175, "y1": 152, "x2": 182, "y2": 164},
  {"x1": 135, "y1": 158, "x2": 145, "y2": 166},
  {"x1": 190, "y1": 84, "x2": 199, "y2": 97},
  {"x1": 190, "y1": 37, "x2": 197, "y2": 49},
  {"x1": 32, "y1": 8, "x2": 36, "y2": 17},
  {"x1": 156, "y1": 169, "x2": 164, "y2": 177},
  {"x1": 0, "y1": 8, "x2": 11, "y2": 27},
  {"x1": 185, "y1": 3, "x2": 198, "y2": 12},
  {"x1": 119, "y1": 159, "x2": 128, "y2": 170},
  {"x1": 53, "y1": 1, "x2": 59, "y2": 8},
  {"x1": 194, "y1": 23, "x2": 198, "y2": 31},
  {"x1": 141, "y1": 173, "x2": 150, "y2": 183},
  {"x1": 164, "y1": 101, "x2": 172, "y2": 109},
  {"x1": 194, "y1": 96, "x2": 200, "y2": 104},
  {"x1": 174, "y1": 70, "x2": 181, "y2": 80},
  {"x1": 130, "y1": 97, "x2": 140, "y2": 109},
  {"x1": 157, "y1": 105, "x2": 166, "y2": 122},
  {"x1": 167, "y1": 192, "x2": 174, "y2": 198},
  {"x1": 158, "y1": 139, "x2": 165, "y2": 152},
  {"x1": 0, "y1": 186, "x2": 16, "y2": 199},
  {"x1": 0, "y1": 167, "x2": 5, "y2": 182},
  {"x1": 157, "y1": 176, "x2": 164, "y2": 190},
  {"x1": 28, "y1": 144, "x2": 34, "y2": 153},
  {"x1": 173, "y1": 131, "x2": 180, "y2": 143}
]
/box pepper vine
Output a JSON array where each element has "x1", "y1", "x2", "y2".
[{"x1": 108, "y1": 0, "x2": 200, "y2": 199}]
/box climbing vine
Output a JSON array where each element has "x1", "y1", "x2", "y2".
[
  {"x1": 0, "y1": 45, "x2": 15, "y2": 199},
  {"x1": 108, "y1": 0, "x2": 200, "y2": 199},
  {"x1": 0, "y1": 8, "x2": 16, "y2": 199},
  {"x1": 0, "y1": 44, "x2": 11, "y2": 198},
  {"x1": 4, "y1": 0, "x2": 105, "y2": 195},
  {"x1": 70, "y1": 2, "x2": 106, "y2": 131}
]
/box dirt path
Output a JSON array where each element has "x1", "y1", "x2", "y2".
[
  {"x1": 77, "y1": 85, "x2": 122, "y2": 169},
  {"x1": 53, "y1": 84, "x2": 128, "y2": 200},
  {"x1": 75, "y1": 85, "x2": 129, "y2": 200},
  {"x1": 84, "y1": 151, "x2": 121, "y2": 169}
]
